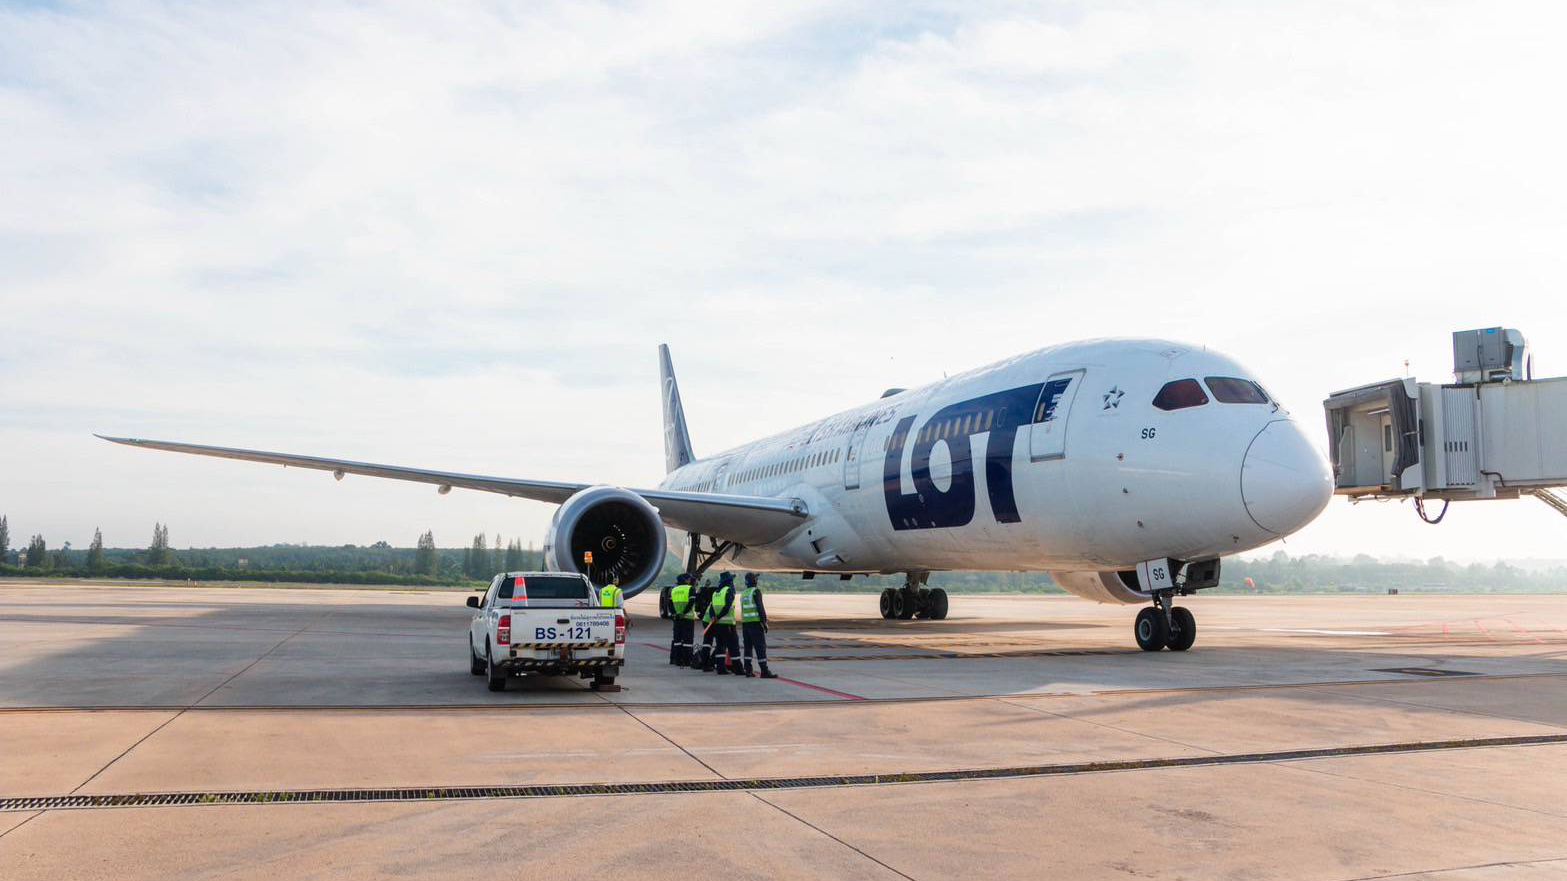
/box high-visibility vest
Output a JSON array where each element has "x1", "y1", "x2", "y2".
[
  {"x1": 600, "y1": 584, "x2": 623, "y2": 608},
  {"x1": 739, "y1": 587, "x2": 761, "y2": 623},
  {"x1": 711, "y1": 586, "x2": 737, "y2": 625},
  {"x1": 671, "y1": 584, "x2": 695, "y2": 620}
]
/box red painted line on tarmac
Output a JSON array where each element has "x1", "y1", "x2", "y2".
[
  {"x1": 640, "y1": 642, "x2": 667, "y2": 651},
  {"x1": 774, "y1": 676, "x2": 866, "y2": 701},
  {"x1": 1442, "y1": 622, "x2": 1449, "y2": 637},
  {"x1": 1503, "y1": 619, "x2": 1547, "y2": 644}
]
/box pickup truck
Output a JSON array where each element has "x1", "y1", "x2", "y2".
[{"x1": 467, "y1": 571, "x2": 624, "y2": 691}]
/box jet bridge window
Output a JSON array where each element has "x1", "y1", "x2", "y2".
[
  {"x1": 1153, "y1": 378, "x2": 1209, "y2": 411},
  {"x1": 1204, "y1": 376, "x2": 1269, "y2": 404}
]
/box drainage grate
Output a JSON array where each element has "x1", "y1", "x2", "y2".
[{"x1": 6, "y1": 733, "x2": 1567, "y2": 813}]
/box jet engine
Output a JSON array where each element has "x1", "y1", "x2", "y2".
[{"x1": 543, "y1": 485, "x2": 668, "y2": 598}]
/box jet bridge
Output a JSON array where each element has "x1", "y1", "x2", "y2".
[{"x1": 1323, "y1": 327, "x2": 1567, "y2": 522}]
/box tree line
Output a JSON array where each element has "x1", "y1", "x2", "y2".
[
  {"x1": 3, "y1": 513, "x2": 1565, "y2": 592},
  {"x1": 0, "y1": 516, "x2": 540, "y2": 586}
]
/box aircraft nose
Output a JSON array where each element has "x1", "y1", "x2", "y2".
[{"x1": 1241, "y1": 420, "x2": 1333, "y2": 535}]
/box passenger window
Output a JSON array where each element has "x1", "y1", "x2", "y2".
[
  {"x1": 1204, "y1": 376, "x2": 1269, "y2": 404},
  {"x1": 1153, "y1": 379, "x2": 1209, "y2": 411}
]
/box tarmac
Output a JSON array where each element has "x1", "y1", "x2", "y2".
[{"x1": 2, "y1": 580, "x2": 1566, "y2": 879}]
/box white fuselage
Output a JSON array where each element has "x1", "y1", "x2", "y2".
[{"x1": 657, "y1": 338, "x2": 1330, "y2": 578}]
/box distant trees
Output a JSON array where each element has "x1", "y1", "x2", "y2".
[
  {"x1": 504, "y1": 538, "x2": 523, "y2": 571},
  {"x1": 0, "y1": 515, "x2": 8, "y2": 562},
  {"x1": 414, "y1": 531, "x2": 438, "y2": 576},
  {"x1": 465, "y1": 533, "x2": 490, "y2": 579},
  {"x1": 86, "y1": 529, "x2": 105, "y2": 573},
  {"x1": 24, "y1": 535, "x2": 47, "y2": 568},
  {"x1": 147, "y1": 523, "x2": 176, "y2": 566}
]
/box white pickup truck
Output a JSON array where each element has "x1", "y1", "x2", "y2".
[{"x1": 467, "y1": 571, "x2": 624, "y2": 692}]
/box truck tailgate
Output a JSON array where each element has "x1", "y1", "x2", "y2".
[{"x1": 510, "y1": 608, "x2": 618, "y2": 653}]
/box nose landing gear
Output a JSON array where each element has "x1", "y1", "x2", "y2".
[{"x1": 1135, "y1": 592, "x2": 1196, "y2": 652}]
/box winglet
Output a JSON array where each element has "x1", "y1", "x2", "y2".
[{"x1": 659, "y1": 344, "x2": 695, "y2": 473}]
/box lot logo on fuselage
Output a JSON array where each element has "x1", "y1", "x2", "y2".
[{"x1": 881, "y1": 380, "x2": 1068, "y2": 531}]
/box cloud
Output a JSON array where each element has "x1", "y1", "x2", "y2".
[{"x1": 2, "y1": 0, "x2": 1565, "y2": 558}]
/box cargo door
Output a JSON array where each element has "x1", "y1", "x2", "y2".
[{"x1": 1029, "y1": 370, "x2": 1085, "y2": 461}]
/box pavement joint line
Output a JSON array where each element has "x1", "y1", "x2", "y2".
[
  {"x1": 996, "y1": 697, "x2": 1225, "y2": 757},
  {"x1": 65, "y1": 605, "x2": 339, "y2": 796},
  {"x1": 9, "y1": 733, "x2": 1567, "y2": 813},
  {"x1": 1334, "y1": 855, "x2": 1567, "y2": 880},
  {"x1": 1282, "y1": 759, "x2": 1567, "y2": 823},
  {"x1": 4, "y1": 670, "x2": 1565, "y2": 714},
  {"x1": 747, "y1": 791, "x2": 919, "y2": 881},
  {"x1": 1313, "y1": 684, "x2": 1567, "y2": 732}
]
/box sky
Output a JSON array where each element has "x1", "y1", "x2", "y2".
[{"x1": 2, "y1": 0, "x2": 1565, "y2": 561}]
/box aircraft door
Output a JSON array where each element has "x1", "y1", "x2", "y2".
[
  {"x1": 1029, "y1": 370, "x2": 1085, "y2": 461},
  {"x1": 843, "y1": 421, "x2": 872, "y2": 490}
]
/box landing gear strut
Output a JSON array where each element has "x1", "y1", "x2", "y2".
[
  {"x1": 879, "y1": 573, "x2": 948, "y2": 621},
  {"x1": 659, "y1": 533, "x2": 740, "y2": 620},
  {"x1": 1135, "y1": 591, "x2": 1196, "y2": 652}
]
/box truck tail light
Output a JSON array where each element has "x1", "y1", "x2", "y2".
[
  {"x1": 614, "y1": 613, "x2": 626, "y2": 645},
  {"x1": 497, "y1": 614, "x2": 511, "y2": 646}
]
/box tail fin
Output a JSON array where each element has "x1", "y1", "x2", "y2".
[{"x1": 659, "y1": 344, "x2": 695, "y2": 473}]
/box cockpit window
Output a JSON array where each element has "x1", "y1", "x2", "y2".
[
  {"x1": 1152, "y1": 378, "x2": 1209, "y2": 411},
  {"x1": 1204, "y1": 376, "x2": 1269, "y2": 404}
]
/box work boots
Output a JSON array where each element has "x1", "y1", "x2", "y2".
[
  {"x1": 697, "y1": 647, "x2": 713, "y2": 672},
  {"x1": 715, "y1": 653, "x2": 730, "y2": 675},
  {"x1": 758, "y1": 662, "x2": 778, "y2": 679}
]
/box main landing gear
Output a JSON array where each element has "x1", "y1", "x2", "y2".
[
  {"x1": 1134, "y1": 591, "x2": 1195, "y2": 652},
  {"x1": 879, "y1": 573, "x2": 949, "y2": 620}
]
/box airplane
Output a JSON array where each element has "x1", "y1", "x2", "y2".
[{"x1": 99, "y1": 338, "x2": 1332, "y2": 651}]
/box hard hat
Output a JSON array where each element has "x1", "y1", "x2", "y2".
[
  {"x1": 744, "y1": 572, "x2": 758, "y2": 586},
  {"x1": 677, "y1": 573, "x2": 693, "y2": 584},
  {"x1": 718, "y1": 572, "x2": 735, "y2": 586}
]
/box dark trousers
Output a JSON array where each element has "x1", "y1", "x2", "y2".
[
  {"x1": 742, "y1": 622, "x2": 767, "y2": 661},
  {"x1": 713, "y1": 623, "x2": 740, "y2": 662},
  {"x1": 671, "y1": 618, "x2": 694, "y2": 663},
  {"x1": 698, "y1": 622, "x2": 716, "y2": 668}
]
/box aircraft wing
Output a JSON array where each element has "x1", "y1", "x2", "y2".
[{"x1": 95, "y1": 435, "x2": 809, "y2": 547}]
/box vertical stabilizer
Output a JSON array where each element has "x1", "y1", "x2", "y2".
[{"x1": 659, "y1": 344, "x2": 695, "y2": 473}]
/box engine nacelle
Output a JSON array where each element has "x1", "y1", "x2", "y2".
[
  {"x1": 1051, "y1": 559, "x2": 1221, "y2": 605},
  {"x1": 1050, "y1": 571, "x2": 1151, "y2": 605},
  {"x1": 543, "y1": 485, "x2": 668, "y2": 599}
]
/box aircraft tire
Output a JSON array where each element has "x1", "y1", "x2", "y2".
[
  {"x1": 486, "y1": 642, "x2": 507, "y2": 692},
  {"x1": 927, "y1": 588, "x2": 949, "y2": 620},
  {"x1": 879, "y1": 589, "x2": 896, "y2": 619},
  {"x1": 895, "y1": 588, "x2": 916, "y2": 620},
  {"x1": 1167, "y1": 607, "x2": 1196, "y2": 651},
  {"x1": 1134, "y1": 607, "x2": 1168, "y2": 652}
]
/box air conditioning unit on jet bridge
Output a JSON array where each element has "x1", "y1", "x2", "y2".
[{"x1": 1322, "y1": 327, "x2": 1567, "y2": 522}]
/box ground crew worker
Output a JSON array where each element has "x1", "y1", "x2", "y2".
[
  {"x1": 706, "y1": 572, "x2": 743, "y2": 675},
  {"x1": 693, "y1": 577, "x2": 717, "y2": 671},
  {"x1": 668, "y1": 573, "x2": 695, "y2": 666},
  {"x1": 739, "y1": 572, "x2": 778, "y2": 679},
  {"x1": 599, "y1": 581, "x2": 624, "y2": 610}
]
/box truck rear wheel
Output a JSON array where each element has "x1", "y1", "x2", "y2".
[
  {"x1": 591, "y1": 671, "x2": 617, "y2": 690},
  {"x1": 486, "y1": 642, "x2": 507, "y2": 692},
  {"x1": 469, "y1": 639, "x2": 484, "y2": 676}
]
